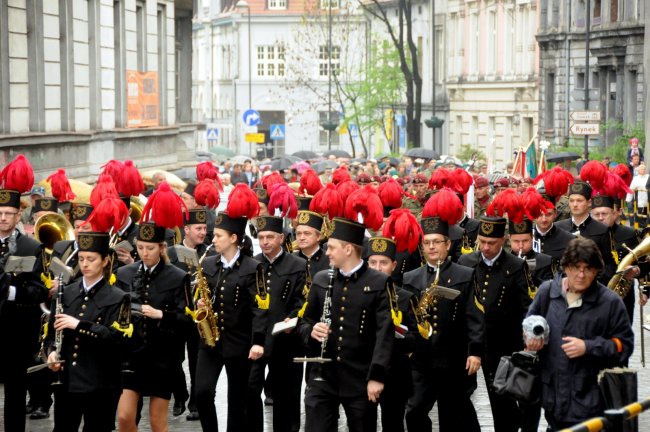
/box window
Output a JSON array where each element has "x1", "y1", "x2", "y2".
[
  {"x1": 592, "y1": 71, "x2": 600, "y2": 88},
  {"x1": 545, "y1": 73, "x2": 555, "y2": 129},
  {"x1": 576, "y1": 72, "x2": 585, "y2": 89},
  {"x1": 320, "y1": 0, "x2": 340, "y2": 10},
  {"x1": 319, "y1": 45, "x2": 340, "y2": 77},
  {"x1": 593, "y1": 0, "x2": 601, "y2": 21},
  {"x1": 136, "y1": 1, "x2": 146, "y2": 70},
  {"x1": 610, "y1": 0, "x2": 618, "y2": 21},
  {"x1": 268, "y1": 0, "x2": 286, "y2": 9},
  {"x1": 256, "y1": 45, "x2": 285, "y2": 77}
]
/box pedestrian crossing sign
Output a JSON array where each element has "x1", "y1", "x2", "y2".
[
  {"x1": 270, "y1": 124, "x2": 285, "y2": 140},
  {"x1": 206, "y1": 126, "x2": 219, "y2": 141}
]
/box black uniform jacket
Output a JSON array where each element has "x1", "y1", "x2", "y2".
[
  {"x1": 458, "y1": 250, "x2": 532, "y2": 359},
  {"x1": 297, "y1": 263, "x2": 394, "y2": 398},
  {"x1": 116, "y1": 261, "x2": 190, "y2": 364},
  {"x1": 515, "y1": 250, "x2": 554, "y2": 289},
  {"x1": 403, "y1": 259, "x2": 485, "y2": 369},
  {"x1": 447, "y1": 225, "x2": 465, "y2": 262},
  {"x1": 458, "y1": 215, "x2": 480, "y2": 249},
  {"x1": 555, "y1": 216, "x2": 616, "y2": 283},
  {"x1": 533, "y1": 224, "x2": 575, "y2": 274},
  {"x1": 611, "y1": 223, "x2": 640, "y2": 267},
  {"x1": 201, "y1": 253, "x2": 268, "y2": 357},
  {"x1": 254, "y1": 251, "x2": 306, "y2": 355},
  {"x1": 294, "y1": 246, "x2": 330, "y2": 278},
  {"x1": 167, "y1": 243, "x2": 215, "y2": 274},
  {"x1": 45, "y1": 278, "x2": 129, "y2": 393},
  {"x1": 392, "y1": 248, "x2": 423, "y2": 286},
  {"x1": 386, "y1": 285, "x2": 418, "y2": 394}
]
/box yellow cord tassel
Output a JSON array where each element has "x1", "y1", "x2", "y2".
[
  {"x1": 461, "y1": 246, "x2": 473, "y2": 255},
  {"x1": 111, "y1": 321, "x2": 133, "y2": 338},
  {"x1": 391, "y1": 308, "x2": 403, "y2": 327},
  {"x1": 41, "y1": 273, "x2": 52, "y2": 289},
  {"x1": 418, "y1": 322, "x2": 431, "y2": 339},
  {"x1": 185, "y1": 306, "x2": 197, "y2": 320},
  {"x1": 109, "y1": 273, "x2": 117, "y2": 285},
  {"x1": 43, "y1": 322, "x2": 48, "y2": 338},
  {"x1": 528, "y1": 286, "x2": 537, "y2": 300},
  {"x1": 612, "y1": 250, "x2": 620, "y2": 265},
  {"x1": 297, "y1": 301, "x2": 308, "y2": 318},
  {"x1": 256, "y1": 294, "x2": 270, "y2": 310},
  {"x1": 474, "y1": 296, "x2": 485, "y2": 313}
]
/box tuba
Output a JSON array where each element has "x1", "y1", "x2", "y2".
[
  {"x1": 608, "y1": 236, "x2": 650, "y2": 297},
  {"x1": 191, "y1": 263, "x2": 219, "y2": 347},
  {"x1": 34, "y1": 213, "x2": 75, "y2": 254}
]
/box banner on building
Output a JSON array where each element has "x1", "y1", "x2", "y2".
[{"x1": 126, "y1": 71, "x2": 159, "y2": 128}]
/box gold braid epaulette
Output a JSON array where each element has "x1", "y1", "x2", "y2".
[{"x1": 473, "y1": 277, "x2": 485, "y2": 314}]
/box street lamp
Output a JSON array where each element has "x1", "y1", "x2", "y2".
[{"x1": 236, "y1": 0, "x2": 252, "y2": 155}]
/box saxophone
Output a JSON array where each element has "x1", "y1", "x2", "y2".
[
  {"x1": 414, "y1": 260, "x2": 441, "y2": 339},
  {"x1": 192, "y1": 263, "x2": 219, "y2": 347}
]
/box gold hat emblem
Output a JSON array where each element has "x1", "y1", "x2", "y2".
[
  {"x1": 215, "y1": 214, "x2": 223, "y2": 225},
  {"x1": 592, "y1": 196, "x2": 604, "y2": 207},
  {"x1": 73, "y1": 206, "x2": 86, "y2": 218},
  {"x1": 298, "y1": 212, "x2": 310, "y2": 225},
  {"x1": 423, "y1": 218, "x2": 439, "y2": 232},
  {"x1": 371, "y1": 238, "x2": 388, "y2": 253},
  {"x1": 40, "y1": 199, "x2": 52, "y2": 210},
  {"x1": 79, "y1": 235, "x2": 94, "y2": 250},
  {"x1": 196, "y1": 210, "x2": 207, "y2": 223},
  {"x1": 140, "y1": 224, "x2": 155, "y2": 241},
  {"x1": 256, "y1": 217, "x2": 267, "y2": 230},
  {"x1": 481, "y1": 222, "x2": 494, "y2": 235},
  {"x1": 514, "y1": 222, "x2": 528, "y2": 234},
  {"x1": 0, "y1": 191, "x2": 9, "y2": 204}
]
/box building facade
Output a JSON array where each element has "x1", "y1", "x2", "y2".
[
  {"x1": 537, "y1": 0, "x2": 645, "y2": 148},
  {"x1": 0, "y1": 0, "x2": 195, "y2": 180}
]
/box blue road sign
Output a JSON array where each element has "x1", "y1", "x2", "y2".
[
  {"x1": 270, "y1": 124, "x2": 285, "y2": 140},
  {"x1": 349, "y1": 123, "x2": 359, "y2": 138},
  {"x1": 243, "y1": 109, "x2": 261, "y2": 126},
  {"x1": 206, "y1": 127, "x2": 219, "y2": 141}
]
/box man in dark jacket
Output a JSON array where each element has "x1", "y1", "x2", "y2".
[
  {"x1": 525, "y1": 237, "x2": 634, "y2": 430},
  {"x1": 509, "y1": 218, "x2": 554, "y2": 288},
  {"x1": 533, "y1": 204, "x2": 575, "y2": 276}
]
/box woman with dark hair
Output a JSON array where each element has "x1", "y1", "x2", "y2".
[
  {"x1": 525, "y1": 237, "x2": 634, "y2": 430},
  {"x1": 194, "y1": 184, "x2": 268, "y2": 432},
  {"x1": 46, "y1": 231, "x2": 130, "y2": 432}
]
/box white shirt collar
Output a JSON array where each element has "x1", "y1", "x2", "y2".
[
  {"x1": 143, "y1": 260, "x2": 161, "y2": 273},
  {"x1": 264, "y1": 249, "x2": 283, "y2": 264},
  {"x1": 482, "y1": 248, "x2": 503, "y2": 267},
  {"x1": 119, "y1": 217, "x2": 133, "y2": 236},
  {"x1": 221, "y1": 250, "x2": 241, "y2": 269},
  {"x1": 82, "y1": 277, "x2": 103, "y2": 293},
  {"x1": 535, "y1": 225, "x2": 552, "y2": 236},
  {"x1": 340, "y1": 260, "x2": 364, "y2": 277}
]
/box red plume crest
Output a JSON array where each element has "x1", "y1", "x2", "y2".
[
  {"x1": 140, "y1": 181, "x2": 189, "y2": 228},
  {"x1": 46, "y1": 169, "x2": 76, "y2": 202},
  {"x1": 269, "y1": 182, "x2": 298, "y2": 218},
  {"x1": 299, "y1": 169, "x2": 322, "y2": 196},
  {"x1": 117, "y1": 160, "x2": 145, "y2": 198},
  {"x1": 343, "y1": 185, "x2": 384, "y2": 231},
  {"x1": 579, "y1": 160, "x2": 608, "y2": 190},
  {"x1": 382, "y1": 208, "x2": 423, "y2": 253},
  {"x1": 377, "y1": 178, "x2": 404, "y2": 209},
  {"x1": 332, "y1": 166, "x2": 351, "y2": 185},
  {"x1": 100, "y1": 160, "x2": 124, "y2": 182},
  {"x1": 535, "y1": 166, "x2": 574, "y2": 199},
  {"x1": 422, "y1": 188, "x2": 464, "y2": 225},
  {"x1": 310, "y1": 183, "x2": 343, "y2": 219},
  {"x1": 486, "y1": 189, "x2": 524, "y2": 223},
  {"x1": 0, "y1": 154, "x2": 34, "y2": 193},
  {"x1": 90, "y1": 174, "x2": 120, "y2": 207},
  {"x1": 194, "y1": 180, "x2": 221, "y2": 209},
  {"x1": 520, "y1": 187, "x2": 554, "y2": 220},
  {"x1": 226, "y1": 183, "x2": 260, "y2": 219},
  {"x1": 86, "y1": 197, "x2": 129, "y2": 233}
]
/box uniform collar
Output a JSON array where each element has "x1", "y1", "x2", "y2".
[
  {"x1": 482, "y1": 249, "x2": 503, "y2": 267},
  {"x1": 81, "y1": 277, "x2": 104, "y2": 295},
  {"x1": 221, "y1": 250, "x2": 241, "y2": 269},
  {"x1": 338, "y1": 260, "x2": 365, "y2": 279},
  {"x1": 264, "y1": 249, "x2": 284, "y2": 264}
]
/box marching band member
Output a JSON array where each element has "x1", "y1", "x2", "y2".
[
  {"x1": 115, "y1": 182, "x2": 191, "y2": 432},
  {"x1": 194, "y1": 184, "x2": 268, "y2": 432}
]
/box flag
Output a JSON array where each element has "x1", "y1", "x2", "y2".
[
  {"x1": 538, "y1": 148, "x2": 547, "y2": 175},
  {"x1": 525, "y1": 142, "x2": 537, "y2": 178},
  {"x1": 512, "y1": 147, "x2": 526, "y2": 179}
]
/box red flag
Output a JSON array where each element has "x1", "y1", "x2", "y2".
[{"x1": 512, "y1": 147, "x2": 526, "y2": 179}]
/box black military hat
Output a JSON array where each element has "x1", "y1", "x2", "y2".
[
  {"x1": 254, "y1": 216, "x2": 283, "y2": 234},
  {"x1": 509, "y1": 218, "x2": 533, "y2": 236},
  {"x1": 296, "y1": 196, "x2": 312, "y2": 211},
  {"x1": 296, "y1": 210, "x2": 324, "y2": 231},
  {"x1": 330, "y1": 217, "x2": 365, "y2": 246},
  {"x1": 214, "y1": 211, "x2": 247, "y2": 237},
  {"x1": 137, "y1": 222, "x2": 167, "y2": 243},
  {"x1": 184, "y1": 208, "x2": 208, "y2": 225},
  {"x1": 0, "y1": 190, "x2": 21, "y2": 209},
  {"x1": 78, "y1": 231, "x2": 110, "y2": 255},
  {"x1": 184, "y1": 180, "x2": 197, "y2": 197},
  {"x1": 591, "y1": 195, "x2": 615, "y2": 209},
  {"x1": 365, "y1": 236, "x2": 396, "y2": 260},
  {"x1": 254, "y1": 188, "x2": 270, "y2": 205},
  {"x1": 478, "y1": 216, "x2": 507, "y2": 238},
  {"x1": 71, "y1": 203, "x2": 93, "y2": 222},
  {"x1": 568, "y1": 181, "x2": 592, "y2": 200},
  {"x1": 33, "y1": 197, "x2": 59, "y2": 213},
  {"x1": 420, "y1": 216, "x2": 449, "y2": 237}
]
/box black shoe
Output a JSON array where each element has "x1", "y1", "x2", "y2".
[
  {"x1": 264, "y1": 397, "x2": 274, "y2": 406},
  {"x1": 173, "y1": 401, "x2": 186, "y2": 417},
  {"x1": 29, "y1": 408, "x2": 49, "y2": 420},
  {"x1": 26, "y1": 403, "x2": 36, "y2": 415},
  {"x1": 186, "y1": 410, "x2": 200, "y2": 421}
]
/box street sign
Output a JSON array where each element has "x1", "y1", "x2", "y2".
[
  {"x1": 349, "y1": 123, "x2": 359, "y2": 138},
  {"x1": 245, "y1": 133, "x2": 265, "y2": 143},
  {"x1": 570, "y1": 111, "x2": 601, "y2": 121},
  {"x1": 570, "y1": 123, "x2": 600, "y2": 135},
  {"x1": 243, "y1": 109, "x2": 261, "y2": 126},
  {"x1": 206, "y1": 124, "x2": 219, "y2": 141},
  {"x1": 270, "y1": 124, "x2": 285, "y2": 140}
]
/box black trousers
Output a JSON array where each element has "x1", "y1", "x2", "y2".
[
  {"x1": 195, "y1": 347, "x2": 254, "y2": 432},
  {"x1": 53, "y1": 389, "x2": 117, "y2": 432},
  {"x1": 405, "y1": 365, "x2": 478, "y2": 432},
  {"x1": 304, "y1": 384, "x2": 377, "y2": 432},
  {"x1": 27, "y1": 363, "x2": 53, "y2": 411},
  {"x1": 249, "y1": 355, "x2": 303, "y2": 432},
  {"x1": 173, "y1": 327, "x2": 199, "y2": 411},
  {"x1": 484, "y1": 357, "x2": 521, "y2": 432}
]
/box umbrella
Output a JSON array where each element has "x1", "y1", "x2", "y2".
[
  {"x1": 291, "y1": 161, "x2": 311, "y2": 175},
  {"x1": 546, "y1": 152, "x2": 580, "y2": 163},
  {"x1": 271, "y1": 156, "x2": 301, "y2": 171},
  {"x1": 350, "y1": 158, "x2": 368, "y2": 165},
  {"x1": 228, "y1": 155, "x2": 255, "y2": 165},
  {"x1": 312, "y1": 160, "x2": 338, "y2": 174},
  {"x1": 387, "y1": 157, "x2": 400, "y2": 167},
  {"x1": 140, "y1": 170, "x2": 187, "y2": 192},
  {"x1": 292, "y1": 150, "x2": 319, "y2": 160},
  {"x1": 208, "y1": 146, "x2": 236, "y2": 158},
  {"x1": 323, "y1": 149, "x2": 352, "y2": 159},
  {"x1": 405, "y1": 148, "x2": 440, "y2": 160}
]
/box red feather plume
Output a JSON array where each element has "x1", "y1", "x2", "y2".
[
  {"x1": 86, "y1": 197, "x2": 129, "y2": 233},
  {"x1": 196, "y1": 162, "x2": 219, "y2": 181},
  {"x1": 299, "y1": 169, "x2": 322, "y2": 196},
  {"x1": 269, "y1": 182, "x2": 298, "y2": 218},
  {"x1": 612, "y1": 164, "x2": 632, "y2": 186},
  {"x1": 579, "y1": 160, "x2": 608, "y2": 190},
  {"x1": 343, "y1": 185, "x2": 383, "y2": 231},
  {"x1": 421, "y1": 188, "x2": 464, "y2": 225},
  {"x1": 194, "y1": 179, "x2": 221, "y2": 209},
  {"x1": 0, "y1": 154, "x2": 34, "y2": 193},
  {"x1": 117, "y1": 160, "x2": 145, "y2": 198},
  {"x1": 332, "y1": 166, "x2": 351, "y2": 185},
  {"x1": 535, "y1": 166, "x2": 574, "y2": 199},
  {"x1": 336, "y1": 180, "x2": 360, "y2": 205},
  {"x1": 310, "y1": 183, "x2": 344, "y2": 219},
  {"x1": 520, "y1": 187, "x2": 554, "y2": 220},
  {"x1": 100, "y1": 160, "x2": 124, "y2": 182},
  {"x1": 487, "y1": 189, "x2": 524, "y2": 223},
  {"x1": 90, "y1": 174, "x2": 120, "y2": 207},
  {"x1": 46, "y1": 169, "x2": 76, "y2": 202},
  {"x1": 226, "y1": 183, "x2": 260, "y2": 219},
  {"x1": 594, "y1": 172, "x2": 632, "y2": 200},
  {"x1": 140, "y1": 181, "x2": 189, "y2": 228},
  {"x1": 377, "y1": 178, "x2": 403, "y2": 209},
  {"x1": 261, "y1": 172, "x2": 285, "y2": 191},
  {"x1": 382, "y1": 208, "x2": 423, "y2": 253},
  {"x1": 428, "y1": 169, "x2": 449, "y2": 190},
  {"x1": 450, "y1": 168, "x2": 473, "y2": 195}
]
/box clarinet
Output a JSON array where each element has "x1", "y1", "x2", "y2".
[
  {"x1": 318, "y1": 266, "x2": 336, "y2": 360},
  {"x1": 51, "y1": 274, "x2": 65, "y2": 385}
]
